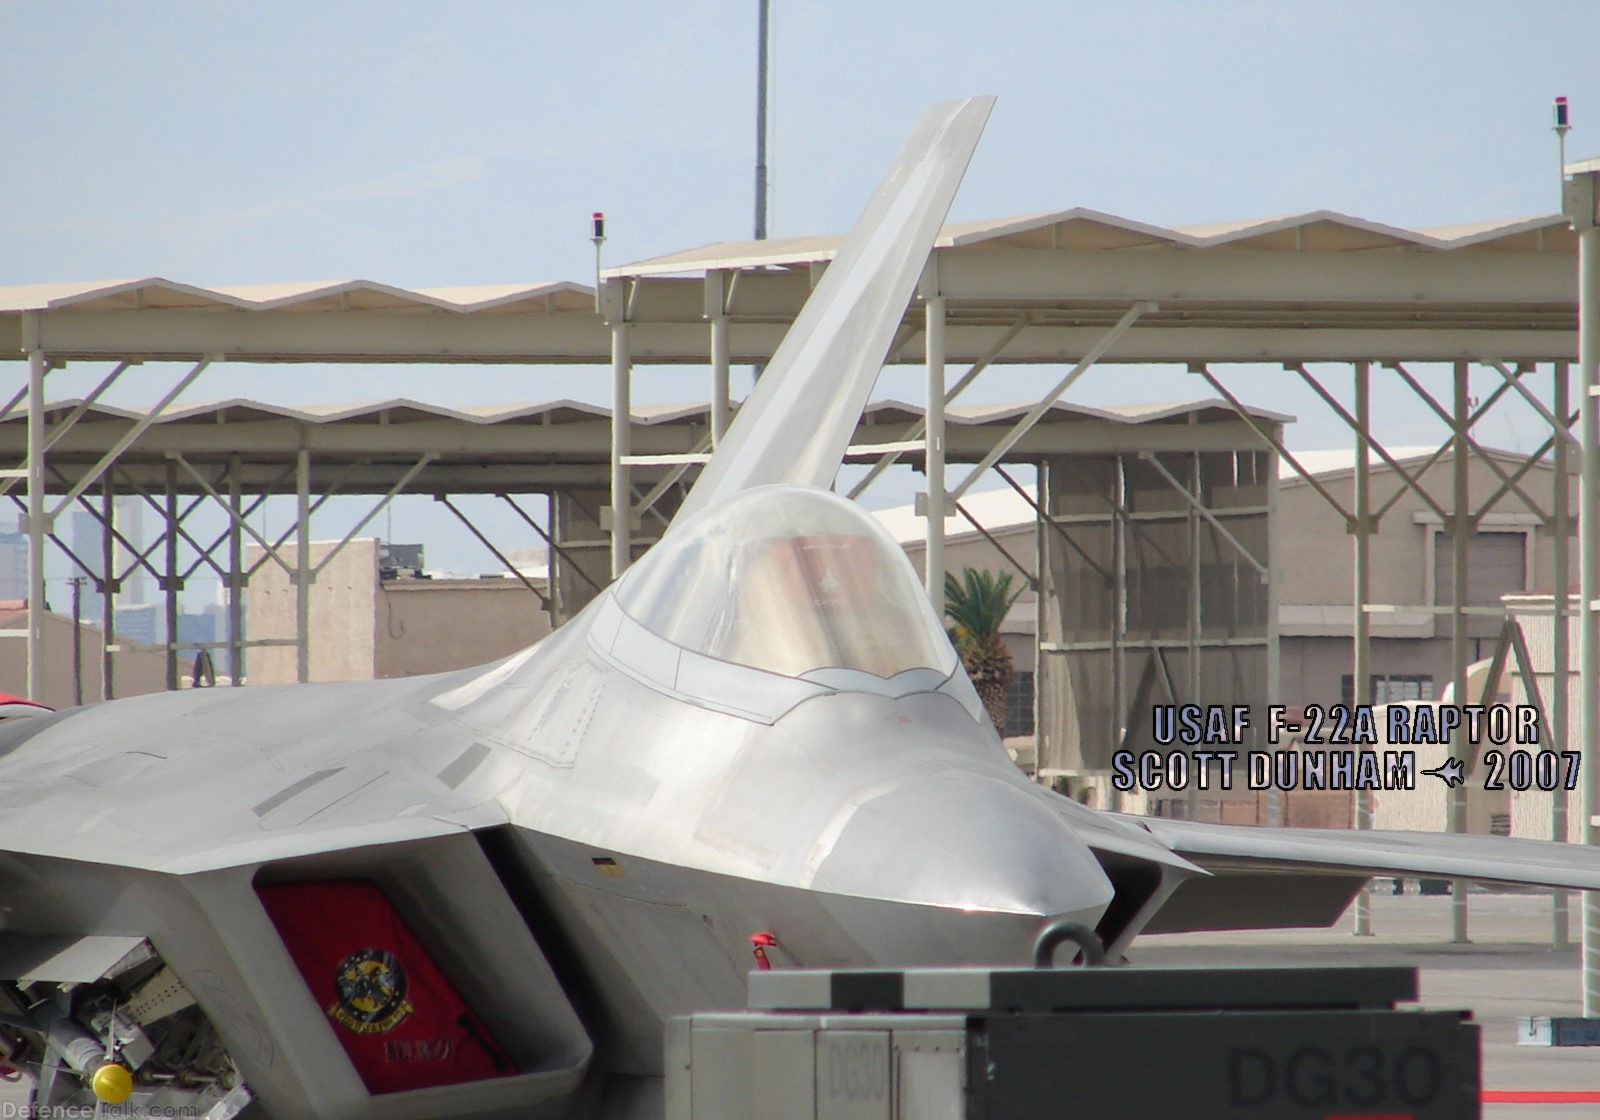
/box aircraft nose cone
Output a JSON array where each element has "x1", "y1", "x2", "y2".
[{"x1": 808, "y1": 769, "x2": 1113, "y2": 921}]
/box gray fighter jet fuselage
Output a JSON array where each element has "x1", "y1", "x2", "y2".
[
  {"x1": 3, "y1": 96, "x2": 1600, "y2": 1120},
  {"x1": 0, "y1": 481, "x2": 1195, "y2": 1120}
]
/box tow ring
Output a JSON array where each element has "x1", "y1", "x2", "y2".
[{"x1": 1032, "y1": 920, "x2": 1106, "y2": 968}]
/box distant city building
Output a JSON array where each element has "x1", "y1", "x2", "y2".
[
  {"x1": 61, "y1": 501, "x2": 155, "y2": 630},
  {"x1": 116, "y1": 603, "x2": 161, "y2": 647},
  {"x1": 68, "y1": 510, "x2": 106, "y2": 623},
  {"x1": 177, "y1": 610, "x2": 220, "y2": 658},
  {"x1": 118, "y1": 497, "x2": 148, "y2": 606},
  {"x1": 0, "y1": 517, "x2": 25, "y2": 601}
]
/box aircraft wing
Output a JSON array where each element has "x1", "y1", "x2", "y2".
[
  {"x1": 1127, "y1": 814, "x2": 1600, "y2": 933},
  {"x1": 1137, "y1": 816, "x2": 1600, "y2": 889},
  {"x1": 671, "y1": 96, "x2": 994, "y2": 525}
]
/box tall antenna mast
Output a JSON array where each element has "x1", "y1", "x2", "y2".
[
  {"x1": 751, "y1": 0, "x2": 772, "y2": 384},
  {"x1": 755, "y1": 0, "x2": 770, "y2": 241},
  {"x1": 1556, "y1": 95, "x2": 1572, "y2": 197}
]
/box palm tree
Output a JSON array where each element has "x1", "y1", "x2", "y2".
[{"x1": 944, "y1": 567, "x2": 1023, "y2": 735}]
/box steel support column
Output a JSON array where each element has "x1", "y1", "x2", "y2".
[
  {"x1": 1187, "y1": 453, "x2": 1202, "y2": 822},
  {"x1": 1567, "y1": 165, "x2": 1600, "y2": 1015},
  {"x1": 924, "y1": 288, "x2": 947, "y2": 601},
  {"x1": 228, "y1": 454, "x2": 244, "y2": 687},
  {"x1": 1265, "y1": 442, "x2": 1283, "y2": 827},
  {"x1": 707, "y1": 270, "x2": 731, "y2": 445},
  {"x1": 164, "y1": 458, "x2": 180, "y2": 691},
  {"x1": 100, "y1": 478, "x2": 115, "y2": 700},
  {"x1": 1552, "y1": 362, "x2": 1571, "y2": 948},
  {"x1": 610, "y1": 316, "x2": 633, "y2": 579},
  {"x1": 1112, "y1": 461, "x2": 1127, "y2": 784},
  {"x1": 24, "y1": 338, "x2": 46, "y2": 703},
  {"x1": 295, "y1": 446, "x2": 311, "y2": 684},
  {"x1": 1353, "y1": 361, "x2": 1373, "y2": 935},
  {"x1": 1451, "y1": 360, "x2": 1471, "y2": 943}
]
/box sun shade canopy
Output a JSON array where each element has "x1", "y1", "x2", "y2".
[{"x1": 0, "y1": 209, "x2": 1578, "y2": 366}]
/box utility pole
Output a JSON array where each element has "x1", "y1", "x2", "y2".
[
  {"x1": 755, "y1": 0, "x2": 770, "y2": 241},
  {"x1": 70, "y1": 577, "x2": 84, "y2": 707},
  {"x1": 751, "y1": 0, "x2": 771, "y2": 384}
]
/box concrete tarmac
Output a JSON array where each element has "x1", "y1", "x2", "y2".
[
  {"x1": 0, "y1": 889, "x2": 1589, "y2": 1117},
  {"x1": 1132, "y1": 887, "x2": 1600, "y2": 1119}
]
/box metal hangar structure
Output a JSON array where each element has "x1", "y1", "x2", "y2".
[
  {"x1": 0, "y1": 393, "x2": 1280, "y2": 708},
  {"x1": 0, "y1": 201, "x2": 1590, "y2": 960},
  {"x1": 599, "y1": 205, "x2": 1583, "y2": 948}
]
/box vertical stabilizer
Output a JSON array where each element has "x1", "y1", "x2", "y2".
[{"x1": 671, "y1": 96, "x2": 994, "y2": 526}]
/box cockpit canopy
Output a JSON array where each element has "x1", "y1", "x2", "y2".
[{"x1": 614, "y1": 486, "x2": 958, "y2": 680}]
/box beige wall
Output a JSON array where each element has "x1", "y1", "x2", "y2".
[
  {"x1": 246, "y1": 539, "x2": 380, "y2": 684},
  {"x1": 1278, "y1": 451, "x2": 1574, "y2": 710},
  {"x1": 1278, "y1": 452, "x2": 1572, "y2": 619},
  {"x1": 375, "y1": 579, "x2": 551, "y2": 678},
  {"x1": 1370, "y1": 701, "x2": 1508, "y2": 835},
  {"x1": 246, "y1": 538, "x2": 552, "y2": 685},
  {"x1": 1494, "y1": 595, "x2": 1580, "y2": 842},
  {"x1": 0, "y1": 613, "x2": 179, "y2": 709}
]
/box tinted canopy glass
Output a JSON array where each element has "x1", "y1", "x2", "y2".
[{"x1": 614, "y1": 487, "x2": 957, "y2": 679}]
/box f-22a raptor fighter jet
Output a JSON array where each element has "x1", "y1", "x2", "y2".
[{"x1": 0, "y1": 97, "x2": 1598, "y2": 1120}]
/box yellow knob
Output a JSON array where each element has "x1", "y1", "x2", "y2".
[{"x1": 91, "y1": 1061, "x2": 134, "y2": 1104}]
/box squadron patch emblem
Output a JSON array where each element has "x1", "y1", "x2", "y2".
[{"x1": 328, "y1": 948, "x2": 415, "y2": 1034}]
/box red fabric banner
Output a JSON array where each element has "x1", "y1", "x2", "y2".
[{"x1": 257, "y1": 880, "x2": 514, "y2": 1094}]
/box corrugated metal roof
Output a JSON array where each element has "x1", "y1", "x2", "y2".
[
  {"x1": 0, "y1": 279, "x2": 594, "y2": 315},
  {"x1": 1277, "y1": 445, "x2": 1533, "y2": 481},
  {"x1": 0, "y1": 395, "x2": 1282, "y2": 499},
  {"x1": 20, "y1": 398, "x2": 621, "y2": 429},
  {"x1": 6, "y1": 209, "x2": 1571, "y2": 367},
  {"x1": 610, "y1": 210, "x2": 1576, "y2": 277},
  {"x1": 8, "y1": 396, "x2": 1289, "y2": 432}
]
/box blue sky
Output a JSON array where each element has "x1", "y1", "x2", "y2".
[
  {"x1": 6, "y1": 1, "x2": 1588, "y2": 288},
  {"x1": 3, "y1": 1, "x2": 1596, "y2": 585}
]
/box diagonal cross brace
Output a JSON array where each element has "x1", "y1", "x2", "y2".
[
  {"x1": 1386, "y1": 361, "x2": 1548, "y2": 521},
  {"x1": 1190, "y1": 363, "x2": 1353, "y2": 523},
  {"x1": 633, "y1": 431, "x2": 712, "y2": 518},
  {"x1": 994, "y1": 464, "x2": 1114, "y2": 586},
  {"x1": 1485, "y1": 360, "x2": 1579, "y2": 449},
  {"x1": 952, "y1": 497, "x2": 1040, "y2": 592},
  {"x1": 497, "y1": 494, "x2": 604, "y2": 594},
  {"x1": 312, "y1": 454, "x2": 437, "y2": 576},
  {"x1": 48, "y1": 356, "x2": 212, "y2": 518},
  {"x1": 1292, "y1": 363, "x2": 1453, "y2": 524},
  {"x1": 435, "y1": 494, "x2": 551, "y2": 611},
  {"x1": 950, "y1": 302, "x2": 1154, "y2": 503},
  {"x1": 1364, "y1": 379, "x2": 1522, "y2": 523},
  {"x1": 1137, "y1": 451, "x2": 1270, "y2": 581},
  {"x1": 171, "y1": 453, "x2": 296, "y2": 575},
  {"x1": 848, "y1": 313, "x2": 1032, "y2": 501}
]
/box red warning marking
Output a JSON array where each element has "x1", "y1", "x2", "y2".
[{"x1": 1481, "y1": 1089, "x2": 1600, "y2": 1103}]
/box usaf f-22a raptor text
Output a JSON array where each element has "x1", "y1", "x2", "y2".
[{"x1": 0, "y1": 97, "x2": 1598, "y2": 1120}]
